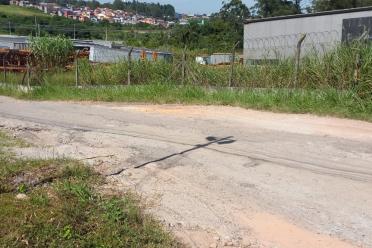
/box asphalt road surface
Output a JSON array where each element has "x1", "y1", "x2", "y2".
[{"x1": 1, "y1": 96, "x2": 372, "y2": 248}]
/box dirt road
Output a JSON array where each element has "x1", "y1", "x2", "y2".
[{"x1": 1, "y1": 96, "x2": 372, "y2": 248}]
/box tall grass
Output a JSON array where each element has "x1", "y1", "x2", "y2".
[
  {"x1": 76, "y1": 42, "x2": 371, "y2": 99},
  {"x1": 5, "y1": 41, "x2": 371, "y2": 98},
  {"x1": 30, "y1": 36, "x2": 74, "y2": 69}
]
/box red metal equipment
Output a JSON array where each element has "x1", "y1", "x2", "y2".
[{"x1": 0, "y1": 48, "x2": 31, "y2": 72}]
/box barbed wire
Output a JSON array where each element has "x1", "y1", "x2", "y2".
[{"x1": 244, "y1": 30, "x2": 341, "y2": 60}]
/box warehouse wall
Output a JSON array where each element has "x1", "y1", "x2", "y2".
[
  {"x1": 89, "y1": 45, "x2": 130, "y2": 63},
  {"x1": 0, "y1": 35, "x2": 28, "y2": 49},
  {"x1": 89, "y1": 45, "x2": 172, "y2": 63},
  {"x1": 244, "y1": 9, "x2": 372, "y2": 61}
]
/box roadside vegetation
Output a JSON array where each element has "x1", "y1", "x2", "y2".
[
  {"x1": 1, "y1": 84, "x2": 370, "y2": 121},
  {"x1": 1, "y1": 36, "x2": 371, "y2": 122},
  {"x1": 0, "y1": 130, "x2": 179, "y2": 247},
  {"x1": 1, "y1": 0, "x2": 372, "y2": 122}
]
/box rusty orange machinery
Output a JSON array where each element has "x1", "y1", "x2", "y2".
[
  {"x1": 0, "y1": 48, "x2": 31, "y2": 72},
  {"x1": 0, "y1": 48, "x2": 90, "y2": 72},
  {"x1": 139, "y1": 50, "x2": 160, "y2": 61}
]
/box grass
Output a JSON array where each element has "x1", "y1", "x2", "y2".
[
  {"x1": 0, "y1": 130, "x2": 180, "y2": 247},
  {"x1": 0, "y1": 5, "x2": 48, "y2": 17},
  {"x1": 0, "y1": 131, "x2": 28, "y2": 148},
  {"x1": 0, "y1": 83, "x2": 371, "y2": 122}
]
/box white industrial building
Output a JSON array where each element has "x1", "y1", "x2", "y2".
[
  {"x1": 244, "y1": 6, "x2": 372, "y2": 63},
  {"x1": 0, "y1": 35, "x2": 172, "y2": 63}
]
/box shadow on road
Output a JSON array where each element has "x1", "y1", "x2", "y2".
[{"x1": 134, "y1": 136, "x2": 236, "y2": 169}]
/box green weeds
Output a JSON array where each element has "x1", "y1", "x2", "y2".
[
  {"x1": 0, "y1": 131, "x2": 28, "y2": 148},
  {"x1": 0, "y1": 130, "x2": 179, "y2": 247},
  {"x1": 1, "y1": 83, "x2": 370, "y2": 121}
]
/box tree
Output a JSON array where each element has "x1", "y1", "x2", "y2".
[
  {"x1": 112, "y1": 0, "x2": 124, "y2": 10},
  {"x1": 253, "y1": 0, "x2": 302, "y2": 17},
  {"x1": 86, "y1": 0, "x2": 100, "y2": 9},
  {"x1": 220, "y1": 0, "x2": 250, "y2": 23},
  {"x1": 294, "y1": 0, "x2": 302, "y2": 13},
  {"x1": 218, "y1": 0, "x2": 250, "y2": 43},
  {"x1": 312, "y1": 0, "x2": 372, "y2": 12}
]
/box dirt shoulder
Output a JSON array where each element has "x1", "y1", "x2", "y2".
[{"x1": 1, "y1": 96, "x2": 372, "y2": 247}]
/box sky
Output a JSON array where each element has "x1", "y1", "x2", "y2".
[{"x1": 134, "y1": 0, "x2": 255, "y2": 15}]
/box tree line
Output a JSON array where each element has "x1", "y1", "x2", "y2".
[
  {"x1": 2, "y1": 0, "x2": 372, "y2": 52},
  {"x1": 154, "y1": 0, "x2": 372, "y2": 52},
  {"x1": 254, "y1": 0, "x2": 372, "y2": 17}
]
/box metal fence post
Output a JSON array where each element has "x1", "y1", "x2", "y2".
[
  {"x1": 294, "y1": 34, "x2": 307, "y2": 87},
  {"x1": 27, "y1": 59, "x2": 31, "y2": 90},
  {"x1": 75, "y1": 51, "x2": 79, "y2": 87},
  {"x1": 181, "y1": 46, "x2": 187, "y2": 84},
  {"x1": 353, "y1": 31, "x2": 368, "y2": 87},
  {"x1": 3, "y1": 52, "x2": 8, "y2": 83},
  {"x1": 127, "y1": 47, "x2": 133, "y2": 85},
  {"x1": 229, "y1": 41, "x2": 240, "y2": 88}
]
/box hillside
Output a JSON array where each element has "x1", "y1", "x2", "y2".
[
  {"x1": 0, "y1": 4, "x2": 161, "y2": 40},
  {"x1": 0, "y1": 4, "x2": 48, "y2": 17},
  {"x1": 0, "y1": 5, "x2": 84, "y2": 37}
]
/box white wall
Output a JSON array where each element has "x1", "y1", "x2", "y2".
[
  {"x1": 90, "y1": 45, "x2": 130, "y2": 63},
  {"x1": 0, "y1": 35, "x2": 28, "y2": 49},
  {"x1": 244, "y1": 10, "x2": 372, "y2": 61}
]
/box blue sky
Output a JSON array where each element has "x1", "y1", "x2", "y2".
[{"x1": 131, "y1": 0, "x2": 255, "y2": 14}]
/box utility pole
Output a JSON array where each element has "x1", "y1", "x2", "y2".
[
  {"x1": 135, "y1": 0, "x2": 138, "y2": 15},
  {"x1": 34, "y1": 16, "x2": 37, "y2": 37},
  {"x1": 73, "y1": 24, "x2": 76, "y2": 40}
]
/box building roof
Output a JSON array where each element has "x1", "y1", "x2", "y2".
[{"x1": 245, "y1": 6, "x2": 372, "y2": 24}]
